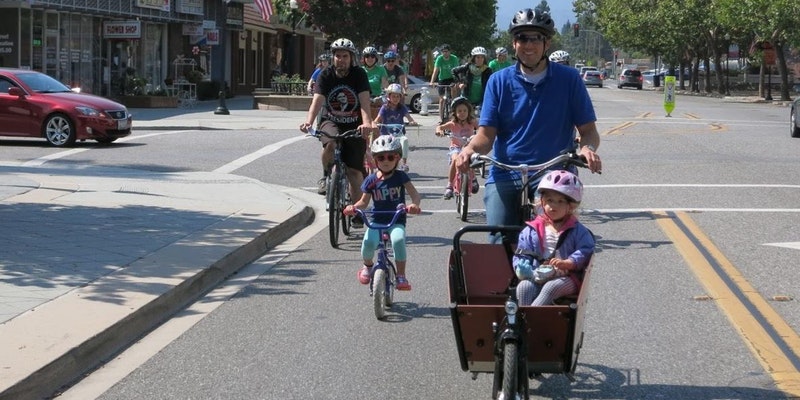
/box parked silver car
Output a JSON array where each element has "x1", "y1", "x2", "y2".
[{"x1": 406, "y1": 75, "x2": 440, "y2": 113}]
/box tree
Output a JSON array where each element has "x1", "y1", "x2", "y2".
[
  {"x1": 296, "y1": 0, "x2": 435, "y2": 48},
  {"x1": 296, "y1": 0, "x2": 496, "y2": 58}
]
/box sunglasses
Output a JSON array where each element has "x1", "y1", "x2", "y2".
[
  {"x1": 515, "y1": 33, "x2": 547, "y2": 44},
  {"x1": 375, "y1": 154, "x2": 399, "y2": 162},
  {"x1": 386, "y1": 59, "x2": 396, "y2": 62},
  {"x1": 364, "y1": 55, "x2": 376, "y2": 58}
]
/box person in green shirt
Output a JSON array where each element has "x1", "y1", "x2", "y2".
[
  {"x1": 429, "y1": 44, "x2": 460, "y2": 117},
  {"x1": 489, "y1": 47, "x2": 513, "y2": 72},
  {"x1": 361, "y1": 46, "x2": 388, "y2": 99},
  {"x1": 451, "y1": 46, "x2": 493, "y2": 109}
]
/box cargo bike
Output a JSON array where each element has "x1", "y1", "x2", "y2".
[{"x1": 447, "y1": 150, "x2": 594, "y2": 399}]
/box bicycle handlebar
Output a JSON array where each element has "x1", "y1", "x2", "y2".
[
  {"x1": 470, "y1": 151, "x2": 589, "y2": 175},
  {"x1": 306, "y1": 127, "x2": 362, "y2": 140},
  {"x1": 353, "y1": 206, "x2": 409, "y2": 230}
]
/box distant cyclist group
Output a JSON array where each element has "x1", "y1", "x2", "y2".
[{"x1": 299, "y1": 7, "x2": 602, "y2": 292}]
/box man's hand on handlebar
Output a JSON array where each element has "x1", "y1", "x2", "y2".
[
  {"x1": 579, "y1": 146, "x2": 602, "y2": 174},
  {"x1": 299, "y1": 122, "x2": 312, "y2": 133},
  {"x1": 454, "y1": 147, "x2": 476, "y2": 173},
  {"x1": 358, "y1": 121, "x2": 376, "y2": 139}
]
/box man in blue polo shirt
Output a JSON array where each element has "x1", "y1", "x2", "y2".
[{"x1": 455, "y1": 8, "x2": 603, "y2": 241}]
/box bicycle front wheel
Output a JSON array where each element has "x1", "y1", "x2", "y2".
[
  {"x1": 328, "y1": 169, "x2": 341, "y2": 248},
  {"x1": 500, "y1": 342, "x2": 518, "y2": 400},
  {"x1": 457, "y1": 172, "x2": 469, "y2": 222},
  {"x1": 339, "y1": 174, "x2": 351, "y2": 236},
  {"x1": 372, "y1": 268, "x2": 387, "y2": 320}
]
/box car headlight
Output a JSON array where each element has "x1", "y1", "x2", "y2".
[
  {"x1": 75, "y1": 106, "x2": 102, "y2": 117},
  {"x1": 505, "y1": 300, "x2": 518, "y2": 316}
]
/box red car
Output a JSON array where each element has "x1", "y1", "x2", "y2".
[{"x1": 0, "y1": 68, "x2": 132, "y2": 147}]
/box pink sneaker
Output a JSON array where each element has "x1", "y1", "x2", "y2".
[
  {"x1": 396, "y1": 275, "x2": 411, "y2": 291},
  {"x1": 358, "y1": 265, "x2": 371, "y2": 285}
]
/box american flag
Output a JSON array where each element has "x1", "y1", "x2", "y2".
[{"x1": 253, "y1": 0, "x2": 274, "y2": 23}]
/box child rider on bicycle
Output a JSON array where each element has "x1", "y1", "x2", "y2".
[
  {"x1": 344, "y1": 135, "x2": 422, "y2": 290},
  {"x1": 512, "y1": 170, "x2": 595, "y2": 305},
  {"x1": 435, "y1": 97, "x2": 479, "y2": 199}
]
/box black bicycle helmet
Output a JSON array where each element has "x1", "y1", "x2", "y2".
[
  {"x1": 509, "y1": 8, "x2": 555, "y2": 37},
  {"x1": 450, "y1": 96, "x2": 473, "y2": 117}
]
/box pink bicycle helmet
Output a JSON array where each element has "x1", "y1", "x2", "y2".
[{"x1": 538, "y1": 170, "x2": 583, "y2": 203}]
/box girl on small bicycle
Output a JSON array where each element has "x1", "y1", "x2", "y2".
[
  {"x1": 344, "y1": 135, "x2": 421, "y2": 291},
  {"x1": 435, "y1": 97, "x2": 479, "y2": 199},
  {"x1": 375, "y1": 83, "x2": 418, "y2": 172},
  {"x1": 512, "y1": 170, "x2": 595, "y2": 306}
]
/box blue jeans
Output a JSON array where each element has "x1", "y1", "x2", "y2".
[{"x1": 484, "y1": 179, "x2": 538, "y2": 243}]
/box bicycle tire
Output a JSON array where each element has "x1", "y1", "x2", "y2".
[
  {"x1": 385, "y1": 259, "x2": 396, "y2": 307},
  {"x1": 340, "y1": 173, "x2": 351, "y2": 236},
  {"x1": 458, "y1": 171, "x2": 469, "y2": 222},
  {"x1": 373, "y1": 267, "x2": 387, "y2": 320},
  {"x1": 328, "y1": 168, "x2": 341, "y2": 248},
  {"x1": 500, "y1": 342, "x2": 518, "y2": 399}
]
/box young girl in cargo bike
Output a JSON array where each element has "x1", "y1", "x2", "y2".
[{"x1": 513, "y1": 170, "x2": 595, "y2": 306}]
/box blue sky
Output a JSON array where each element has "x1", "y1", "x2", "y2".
[{"x1": 495, "y1": 0, "x2": 577, "y2": 32}]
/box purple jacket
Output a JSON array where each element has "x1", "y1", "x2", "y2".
[{"x1": 513, "y1": 215, "x2": 595, "y2": 282}]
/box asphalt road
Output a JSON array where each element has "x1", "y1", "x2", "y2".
[{"x1": 18, "y1": 86, "x2": 800, "y2": 399}]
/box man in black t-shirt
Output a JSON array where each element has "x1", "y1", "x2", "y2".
[{"x1": 300, "y1": 38, "x2": 373, "y2": 226}]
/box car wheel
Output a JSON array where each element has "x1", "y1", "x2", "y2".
[
  {"x1": 617, "y1": 85, "x2": 622, "y2": 89},
  {"x1": 43, "y1": 113, "x2": 76, "y2": 147},
  {"x1": 410, "y1": 94, "x2": 421, "y2": 113},
  {"x1": 792, "y1": 106, "x2": 800, "y2": 138},
  {"x1": 599, "y1": 84, "x2": 603, "y2": 88}
]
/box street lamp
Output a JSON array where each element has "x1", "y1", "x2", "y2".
[
  {"x1": 288, "y1": 0, "x2": 299, "y2": 76},
  {"x1": 724, "y1": 33, "x2": 731, "y2": 96}
]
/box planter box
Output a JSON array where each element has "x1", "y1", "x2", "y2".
[{"x1": 120, "y1": 96, "x2": 179, "y2": 108}]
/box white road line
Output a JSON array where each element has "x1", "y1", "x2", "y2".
[
  {"x1": 214, "y1": 135, "x2": 309, "y2": 174},
  {"x1": 21, "y1": 130, "x2": 193, "y2": 167}
]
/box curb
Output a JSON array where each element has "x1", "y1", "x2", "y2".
[{"x1": 0, "y1": 206, "x2": 315, "y2": 400}]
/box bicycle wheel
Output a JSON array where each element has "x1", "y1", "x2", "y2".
[
  {"x1": 372, "y1": 267, "x2": 387, "y2": 320},
  {"x1": 500, "y1": 342, "x2": 518, "y2": 400},
  {"x1": 340, "y1": 174, "x2": 351, "y2": 236},
  {"x1": 328, "y1": 168, "x2": 341, "y2": 248},
  {"x1": 385, "y1": 260, "x2": 396, "y2": 307},
  {"x1": 458, "y1": 172, "x2": 469, "y2": 222}
]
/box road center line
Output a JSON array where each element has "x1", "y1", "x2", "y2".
[{"x1": 656, "y1": 211, "x2": 800, "y2": 397}]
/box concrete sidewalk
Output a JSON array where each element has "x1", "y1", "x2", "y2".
[{"x1": 0, "y1": 96, "x2": 322, "y2": 400}]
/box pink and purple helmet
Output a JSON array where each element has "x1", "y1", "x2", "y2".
[{"x1": 538, "y1": 170, "x2": 583, "y2": 202}]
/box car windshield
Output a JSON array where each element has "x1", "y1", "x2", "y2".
[{"x1": 17, "y1": 73, "x2": 72, "y2": 93}]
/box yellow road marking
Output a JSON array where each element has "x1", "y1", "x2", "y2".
[
  {"x1": 604, "y1": 121, "x2": 636, "y2": 135},
  {"x1": 656, "y1": 211, "x2": 800, "y2": 396},
  {"x1": 635, "y1": 112, "x2": 653, "y2": 119},
  {"x1": 684, "y1": 113, "x2": 700, "y2": 119},
  {"x1": 709, "y1": 123, "x2": 727, "y2": 131}
]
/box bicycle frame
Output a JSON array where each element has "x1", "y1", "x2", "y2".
[
  {"x1": 354, "y1": 207, "x2": 406, "y2": 320},
  {"x1": 307, "y1": 128, "x2": 362, "y2": 248}
]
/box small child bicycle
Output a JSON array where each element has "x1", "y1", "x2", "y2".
[{"x1": 352, "y1": 206, "x2": 409, "y2": 320}]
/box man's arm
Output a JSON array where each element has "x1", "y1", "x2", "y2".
[{"x1": 576, "y1": 121, "x2": 602, "y2": 173}]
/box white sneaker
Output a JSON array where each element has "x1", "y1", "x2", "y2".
[{"x1": 443, "y1": 187, "x2": 454, "y2": 200}]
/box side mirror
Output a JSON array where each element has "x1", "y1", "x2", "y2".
[{"x1": 8, "y1": 86, "x2": 24, "y2": 97}]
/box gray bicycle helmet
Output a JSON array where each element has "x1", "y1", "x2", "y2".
[
  {"x1": 362, "y1": 46, "x2": 378, "y2": 57},
  {"x1": 450, "y1": 96, "x2": 473, "y2": 117},
  {"x1": 496, "y1": 47, "x2": 508, "y2": 56},
  {"x1": 331, "y1": 38, "x2": 357, "y2": 54},
  {"x1": 371, "y1": 134, "x2": 402, "y2": 155},
  {"x1": 509, "y1": 8, "x2": 555, "y2": 37}
]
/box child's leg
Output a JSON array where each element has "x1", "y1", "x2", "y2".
[
  {"x1": 361, "y1": 228, "x2": 381, "y2": 266},
  {"x1": 448, "y1": 156, "x2": 457, "y2": 184},
  {"x1": 399, "y1": 135, "x2": 409, "y2": 160},
  {"x1": 388, "y1": 225, "x2": 407, "y2": 276},
  {"x1": 532, "y1": 277, "x2": 578, "y2": 306},
  {"x1": 516, "y1": 280, "x2": 541, "y2": 306}
]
